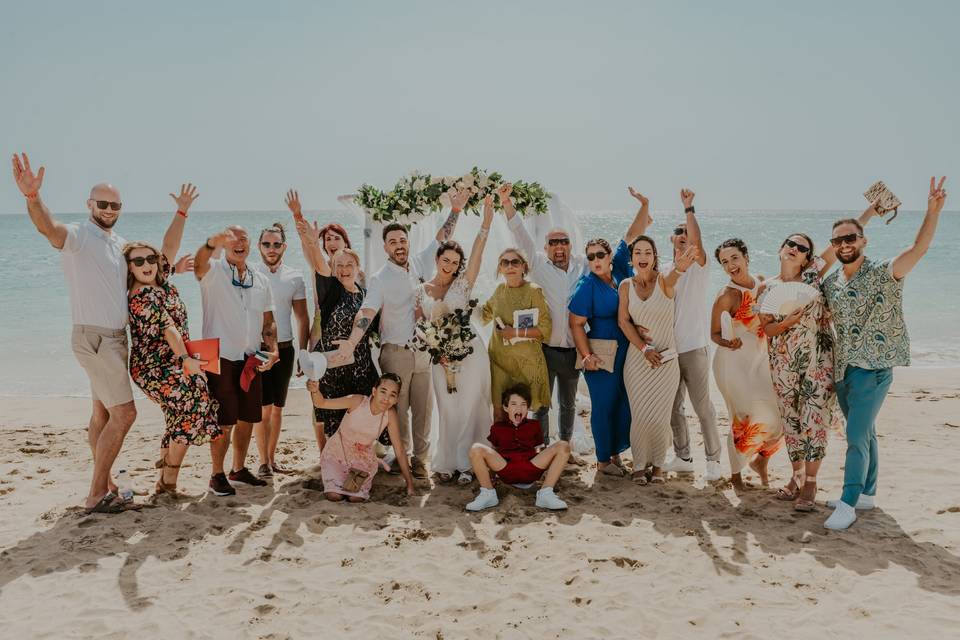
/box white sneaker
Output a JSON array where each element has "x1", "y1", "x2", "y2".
[
  {"x1": 664, "y1": 456, "x2": 695, "y2": 473},
  {"x1": 824, "y1": 501, "x2": 857, "y2": 530},
  {"x1": 826, "y1": 495, "x2": 875, "y2": 511},
  {"x1": 704, "y1": 460, "x2": 723, "y2": 482},
  {"x1": 466, "y1": 488, "x2": 499, "y2": 512},
  {"x1": 535, "y1": 487, "x2": 568, "y2": 510}
]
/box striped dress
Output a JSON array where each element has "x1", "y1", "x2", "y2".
[{"x1": 623, "y1": 277, "x2": 681, "y2": 470}]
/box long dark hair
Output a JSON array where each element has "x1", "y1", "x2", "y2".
[{"x1": 628, "y1": 235, "x2": 659, "y2": 271}]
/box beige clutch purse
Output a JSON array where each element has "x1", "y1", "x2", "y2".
[
  {"x1": 864, "y1": 180, "x2": 901, "y2": 225},
  {"x1": 575, "y1": 338, "x2": 618, "y2": 373}
]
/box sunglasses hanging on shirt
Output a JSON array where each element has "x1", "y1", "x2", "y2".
[{"x1": 231, "y1": 264, "x2": 254, "y2": 289}]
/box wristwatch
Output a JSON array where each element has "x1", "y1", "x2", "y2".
[{"x1": 684, "y1": 206, "x2": 695, "y2": 214}]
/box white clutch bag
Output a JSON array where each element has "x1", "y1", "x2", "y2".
[
  {"x1": 759, "y1": 282, "x2": 818, "y2": 316},
  {"x1": 720, "y1": 311, "x2": 734, "y2": 341}
]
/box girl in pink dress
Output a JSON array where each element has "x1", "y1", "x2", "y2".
[{"x1": 308, "y1": 373, "x2": 416, "y2": 502}]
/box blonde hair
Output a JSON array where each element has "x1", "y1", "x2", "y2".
[
  {"x1": 494, "y1": 247, "x2": 529, "y2": 278},
  {"x1": 122, "y1": 241, "x2": 167, "y2": 290},
  {"x1": 332, "y1": 247, "x2": 361, "y2": 267}
]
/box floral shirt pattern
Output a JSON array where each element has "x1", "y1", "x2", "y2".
[
  {"x1": 822, "y1": 258, "x2": 909, "y2": 380},
  {"x1": 128, "y1": 282, "x2": 221, "y2": 447},
  {"x1": 760, "y1": 257, "x2": 840, "y2": 462}
]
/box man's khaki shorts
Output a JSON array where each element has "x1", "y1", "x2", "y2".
[{"x1": 71, "y1": 325, "x2": 134, "y2": 408}]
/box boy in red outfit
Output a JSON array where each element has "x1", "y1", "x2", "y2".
[{"x1": 466, "y1": 383, "x2": 571, "y2": 511}]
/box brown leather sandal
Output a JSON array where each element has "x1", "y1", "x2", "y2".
[
  {"x1": 793, "y1": 479, "x2": 817, "y2": 512},
  {"x1": 155, "y1": 458, "x2": 182, "y2": 497}
]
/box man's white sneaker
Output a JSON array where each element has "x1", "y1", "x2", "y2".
[
  {"x1": 466, "y1": 488, "x2": 499, "y2": 512},
  {"x1": 826, "y1": 495, "x2": 875, "y2": 511},
  {"x1": 664, "y1": 456, "x2": 695, "y2": 473},
  {"x1": 535, "y1": 487, "x2": 568, "y2": 510},
  {"x1": 704, "y1": 460, "x2": 723, "y2": 482},
  {"x1": 824, "y1": 501, "x2": 857, "y2": 530}
]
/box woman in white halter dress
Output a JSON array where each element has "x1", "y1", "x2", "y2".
[{"x1": 417, "y1": 198, "x2": 495, "y2": 484}]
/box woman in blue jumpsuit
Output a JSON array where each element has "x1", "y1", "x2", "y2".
[{"x1": 568, "y1": 237, "x2": 633, "y2": 475}]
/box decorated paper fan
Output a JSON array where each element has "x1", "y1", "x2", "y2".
[{"x1": 759, "y1": 282, "x2": 819, "y2": 316}]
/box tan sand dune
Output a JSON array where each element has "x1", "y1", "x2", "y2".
[{"x1": 1, "y1": 369, "x2": 958, "y2": 638}]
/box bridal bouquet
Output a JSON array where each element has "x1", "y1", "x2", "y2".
[
  {"x1": 355, "y1": 167, "x2": 549, "y2": 223},
  {"x1": 410, "y1": 299, "x2": 479, "y2": 393}
]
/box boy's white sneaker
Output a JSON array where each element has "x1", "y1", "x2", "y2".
[
  {"x1": 824, "y1": 501, "x2": 857, "y2": 530},
  {"x1": 535, "y1": 487, "x2": 568, "y2": 510},
  {"x1": 466, "y1": 488, "x2": 499, "y2": 512}
]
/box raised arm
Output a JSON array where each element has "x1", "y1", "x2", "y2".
[
  {"x1": 464, "y1": 195, "x2": 495, "y2": 287},
  {"x1": 287, "y1": 189, "x2": 329, "y2": 276},
  {"x1": 680, "y1": 188, "x2": 707, "y2": 267},
  {"x1": 194, "y1": 228, "x2": 235, "y2": 280},
  {"x1": 501, "y1": 182, "x2": 538, "y2": 263},
  {"x1": 662, "y1": 246, "x2": 700, "y2": 294},
  {"x1": 12, "y1": 153, "x2": 67, "y2": 249},
  {"x1": 161, "y1": 183, "x2": 199, "y2": 266},
  {"x1": 306, "y1": 382, "x2": 364, "y2": 410},
  {"x1": 891, "y1": 176, "x2": 947, "y2": 280},
  {"x1": 817, "y1": 202, "x2": 879, "y2": 277},
  {"x1": 437, "y1": 186, "x2": 469, "y2": 243},
  {"x1": 625, "y1": 187, "x2": 652, "y2": 244}
]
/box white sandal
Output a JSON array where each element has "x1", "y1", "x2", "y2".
[{"x1": 457, "y1": 470, "x2": 474, "y2": 486}]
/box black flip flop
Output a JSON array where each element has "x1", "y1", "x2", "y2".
[{"x1": 84, "y1": 492, "x2": 125, "y2": 515}]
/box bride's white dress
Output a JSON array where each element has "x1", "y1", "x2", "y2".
[{"x1": 419, "y1": 276, "x2": 493, "y2": 475}]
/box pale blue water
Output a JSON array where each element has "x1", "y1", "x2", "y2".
[{"x1": 1, "y1": 208, "x2": 956, "y2": 397}]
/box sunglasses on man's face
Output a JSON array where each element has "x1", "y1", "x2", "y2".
[
  {"x1": 586, "y1": 250, "x2": 609, "y2": 262},
  {"x1": 499, "y1": 258, "x2": 524, "y2": 268},
  {"x1": 128, "y1": 255, "x2": 159, "y2": 267},
  {"x1": 782, "y1": 239, "x2": 811, "y2": 254},
  {"x1": 830, "y1": 233, "x2": 862, "y2": 247},
  {"x1": 547, "y1": 238, "x2": 570, "y2": 246},
  {"x1": 673, "y1": 227, "x2": 687, "y2": 236},
  {"x1": 95, "y1": 200, "x2": 122, "y2": 211},
  {"x1": 260, "y1": 241, "x2": 283, "y2": 249}
]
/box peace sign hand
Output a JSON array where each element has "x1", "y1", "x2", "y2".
[
  {"x1": 11, "y1": 153, "x2": 45, "y2": 197},
  {"x1": 927, "y1": 176, "x2": 948, "y2": 215},
  {"x1": 169, "y1": 183, "x2": 199, "y2": 214},
  {"x1": 627, "y1": 186, "x2": 648, "y2": 206}
]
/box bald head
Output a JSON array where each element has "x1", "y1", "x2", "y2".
[
  {"x1": 86, "y1": 182, "x2": 123, "y2": 230},
  {"x1": 224, "y1": 225, "x2": 251, "y2": 265}
]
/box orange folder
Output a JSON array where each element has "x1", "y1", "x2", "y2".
[{"x1": 184, "y1": 338, "x2": 220, "y2": 374}]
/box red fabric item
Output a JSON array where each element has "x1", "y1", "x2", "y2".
[
  {"x1": 239, "y1": 354, "x2": 259, "y2": 392},
  {"x1": 496, "y1": 456, "x2": 544, "y2": 484},
  {"x1": 487, "y1": 418, "x2": 544, "y2": 484}
]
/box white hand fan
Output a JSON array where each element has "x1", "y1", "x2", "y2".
[
  {"x1": 298, "y1": 350, "x2": 328, "y2": 381},
  {"x1": 759, "y1": 282, "x2": 819, "y2": 316},
  {"x1": 720, "y1": 311, "x2": 734, "y2": 341}
]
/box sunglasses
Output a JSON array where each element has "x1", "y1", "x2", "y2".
[
  {"x1": 127, "y1": 255, "x2": 159, "y2": 267},
  {"x1": 673, "y1": 227, "x2": 687, "y2": 236},
  {"x1": 95, "y1": 200, "x2": 122, "y2": 211},
  {"x1": 782, "y1": 239, "x2": 811, "y2": 253},
  {"x1": 830, "y1": 233, "x2": 862, "y2": 247},
  {"x1": 260, "y1": 241, "x2": 283, "y2": 249},
  {"x1": 230, "y1": 265, "x2": 253, "y2": 289},
  {"x1": 586, "y1": 250, "x2": 609, "y2": 261},
  {"x1": 547, "y1": 238, "x2": 570, "y2": 246},
  {"x1": 499, "y1": 258, "x2": 524, "y2": 268}
]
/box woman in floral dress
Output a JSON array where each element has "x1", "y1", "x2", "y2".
[
  {"x1": 126, "y1": 241, "x2": 222, "y2": 496},
  {"x1": 291, "y1": 207, "x2": 381, "y2": 453}
]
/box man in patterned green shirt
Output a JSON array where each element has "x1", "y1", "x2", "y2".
[{"x1": 821, "y1": 177, "x2": 948, "y2": 530}]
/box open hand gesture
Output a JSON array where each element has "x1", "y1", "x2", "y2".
[
  {"x1": 286, "y1": 189, "x2": 303, "y2": 220},
  {"x1": 11, "y1": 153, "x2": 45, "y2": 197},
  {"x1": 928, "y1": 176, "x2": 948, "y2": 215},
  {"x1": 173, "y1": 254, "x2": 195, "y2": 273},
  {"x1": 295, "y1": 217, "x2": 320, "y2": 246},
  {"x1": 680, "y1": 188, "x2": 695, "y2": 209},
  {"x1": 675, "y1": 245, "x2": 700, "y2": 272},
  {"x1": 627, "y1": 186, "x2": 649, "y2": 206},
  {"x1": 209, "y1": 227, "x2": 238, "y2": 249},
  {"x1": 170, "y1": 183, "x2": 199, "y2": 213}
]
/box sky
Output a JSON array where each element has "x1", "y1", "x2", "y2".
[{"x1": 1, "y1": 0, "x2": 958, "y2": 214}]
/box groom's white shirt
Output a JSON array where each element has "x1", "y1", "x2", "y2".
[{"x1": 361, "y1": 239, "x2": 438, "y2": 346}]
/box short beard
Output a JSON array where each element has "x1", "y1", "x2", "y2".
[
  {"x1": 389, "y1": 252, "x2": 408, "y2": 266},
  {"x1": 262, "y1": 253, "x2": 282, "y2": 266},
  {"x1": 837, "y1": 249, "x2": 861, "y2": 264},
  {"x1": 92, "y1": 213, "x2": 117, "y2": 229}
]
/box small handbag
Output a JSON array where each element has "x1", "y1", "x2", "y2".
[
  {"x1": 337, "y1": 409, "x2": 386, "y2": 493},
  {"x1": 575, "y1": 338, "x2": 618, "y2": 373},
  {"x1": 863, "y1": 180, "x2": 901, "y2": 225}
]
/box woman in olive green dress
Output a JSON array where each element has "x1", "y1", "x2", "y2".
[{"x1": 481, "y1": 248, "x2": 552, "y2": 421}]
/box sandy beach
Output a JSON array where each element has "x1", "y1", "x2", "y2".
[{"x1": 1, "y1": 367, "x2": 958, "y2": 639}]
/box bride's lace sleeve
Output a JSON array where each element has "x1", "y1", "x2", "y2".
[{"x1": 451, "y1": 275, "x2": 473, "y2": 297}]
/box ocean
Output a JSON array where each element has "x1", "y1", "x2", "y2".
[{"x1": 1, "y1": 208, "x2": 956, "y2": 397}]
